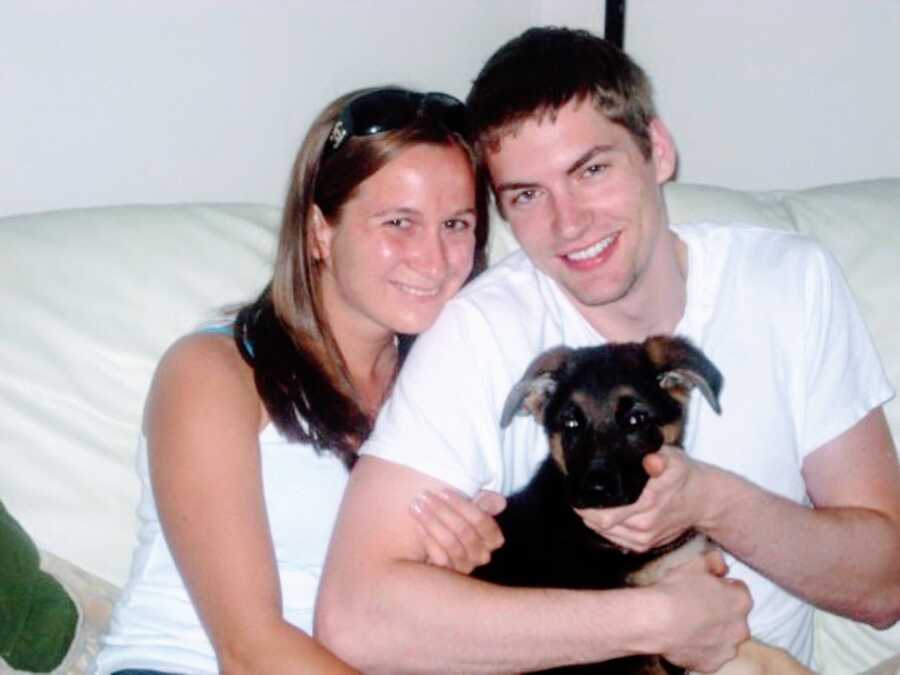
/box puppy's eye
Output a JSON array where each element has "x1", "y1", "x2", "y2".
[
  {"x1": 615, "y1": 397, "x2": 652, "y2": 430},
  {"x1": 557, "y1": 403, "x2": 584, "y2": 431},
  {"x1": 625, "y1": 410, "x2": 649, "y2": 428}
]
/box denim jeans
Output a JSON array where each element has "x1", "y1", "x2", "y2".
[{"x1": 112, "y1": 670, "x2": 181, "y2": 675}]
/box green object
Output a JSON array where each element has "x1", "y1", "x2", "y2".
[{"x1": 0, "y1": 500, "x2": 77, "y2": 672}]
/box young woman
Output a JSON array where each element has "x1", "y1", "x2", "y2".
[{"x1": 96, "y1": 87, "x2": 504, "y2": 675}]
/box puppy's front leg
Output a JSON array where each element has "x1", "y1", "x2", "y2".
[{"x1": 692, "y1": 640, "x2": 814, "y2": 675}]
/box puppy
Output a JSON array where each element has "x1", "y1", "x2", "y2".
[{"x1": 473, "y1": 336, "x2": 811, "y2": 675}]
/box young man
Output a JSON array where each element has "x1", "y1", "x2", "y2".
[{"x1": 316, "y1": 27, "x2": 900, "y2": 673}]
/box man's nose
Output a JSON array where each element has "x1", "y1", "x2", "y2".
[{"x1": 550, "y1": 192, "x2": 591, "y2": 239}]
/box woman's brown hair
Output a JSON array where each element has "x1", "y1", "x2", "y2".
[{"x1": 235, "y1": 88, "x2": 489, "y2": 468}]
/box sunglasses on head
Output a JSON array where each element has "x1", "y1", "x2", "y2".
[{"x1": 323, "y1": 88, "x2": 466, "y2": 160}]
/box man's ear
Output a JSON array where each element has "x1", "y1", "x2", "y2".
[
  {"x1": 309, "y1": 204, "x2": 333, "y2": 264},
  {"x1": 648, "y1": 117, "x2": 677, "y2": 184}
]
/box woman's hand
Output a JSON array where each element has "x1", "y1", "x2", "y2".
[{"x1": 409, "y1": 488, "x2": 506, "y2": 573}]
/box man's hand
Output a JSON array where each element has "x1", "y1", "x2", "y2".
[
  {"x1": 410, "y1": 488, "x2": 506, "y2": 573},
  {"x1": 654, "y1": 550, "x2": 753, "y2": 673},
  {"x1": 575, "y1": 446, "x2": 717, "y2": 552}
]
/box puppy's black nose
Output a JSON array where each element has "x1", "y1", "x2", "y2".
[{"x1": 578, "y1": 470, "x2": 626, "y2": 508}]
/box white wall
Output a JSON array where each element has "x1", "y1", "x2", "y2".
[
  {"x1": 628, "y1": 0, "x2": 900, "y2": 190},
  {"x1": 3, "y1": 1, "x2": 899, "y2": 217},
  {"x1": 0, "y1": 1, "x2": 559, "y2": 217}
]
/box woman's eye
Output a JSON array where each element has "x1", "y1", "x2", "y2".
[{"x1": 385, "y1": 218, "x2": 410, "y2": 229}]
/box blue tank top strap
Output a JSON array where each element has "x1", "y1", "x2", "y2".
[
  {"x1": 196, "y1": 322, "x2": 255, "y2": 358},
  {"x1": 197, "y1": 323, "x2": 235, "y2": 338}
]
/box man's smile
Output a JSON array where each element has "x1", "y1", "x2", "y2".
[{"x1": 561, "y1": 232, "x2": 619, "y2": 265}]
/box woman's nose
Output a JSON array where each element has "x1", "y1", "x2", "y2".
[{"x1": 410, "y1": 227, "x2": 448, "y2": 278}]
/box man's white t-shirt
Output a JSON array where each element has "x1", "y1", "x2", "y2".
[{"x1": 362, "y1": 222, "x2": 894, "y2": 665}]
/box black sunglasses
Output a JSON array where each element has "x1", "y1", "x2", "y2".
[{"x1": 323, "y1": 88, "x2": 466, "y2": 160}]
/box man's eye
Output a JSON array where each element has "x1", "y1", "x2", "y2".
[
  {"x1": 511, "y1": 189, "x2": 537, "y2": 206},
  {"x1": 385, "y1": 218, "x2": 410, "y2": 228},
  {"x1": 584, "y1": 163, "x2": 608, "y2": 177},
  {"x1": 444, "y1": 218, "x2": 472, "y2": 231}
]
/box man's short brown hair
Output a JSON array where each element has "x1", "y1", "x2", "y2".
[{"x1": 467, "y1": 26, "x2": 657, "y2": 159}]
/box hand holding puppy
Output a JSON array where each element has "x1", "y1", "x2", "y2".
[
  {"x1": 575, "y1": 445, "x2": 719, "y2": 552},
  {"x1": 652, "y1": 550, "x2": 753, "y2": 673}
]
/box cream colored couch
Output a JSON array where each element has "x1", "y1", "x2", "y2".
[{"x1": 1, "y1": 180, "x2": 898, "y2": 674}]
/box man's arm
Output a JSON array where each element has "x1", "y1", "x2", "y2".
[
  {"x1": 315, "y1": 455, "x2": 752, "y2": 674},
  {"x1": 580, "y1": 408, "x2": 900, "y2": 628}
]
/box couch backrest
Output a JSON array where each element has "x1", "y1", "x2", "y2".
[
  {"x1": 1, "y1": 180, "x2": 897, "y2": 590},
  {"x1": 663, "y1": 179, "x2": 899, "y2": 440},
  {"x1": 661, "y1": 180, "x2": 900, "y2": 674},
  {"x1": 1, "y1": 204, "x2": 280, "y2": 584}
]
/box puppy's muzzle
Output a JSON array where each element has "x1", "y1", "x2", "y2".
[
  {"x1": 574, "y1": 456, "x2": 646, "y2": 509},
  {"x1": 578, "y1": 466, "x2": 622, "y2": 508}
]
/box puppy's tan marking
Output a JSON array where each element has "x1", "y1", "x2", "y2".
[
  {"x1": 661, "y1": 420, "x2": 684, "y2": 445},
  {"x1": 549, "y1": 435, "x2": 567, "y2": 475},
  {"x1": 645, "y1": 335, "x2": 680, "y2": 371},
  {"x1": 571, "y1": 388, "x2": 630, "y2": 426},
  {"x1": 626, "y1": 533, "x2": 711, "y2": 587}
]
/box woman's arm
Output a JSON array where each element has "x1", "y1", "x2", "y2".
[{"x1": 145, "y1": 333, "x2": 358, "y2": 675}]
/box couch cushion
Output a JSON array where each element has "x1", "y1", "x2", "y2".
[{"x1": 0, "y1": 204, "x2": 280, "y2": 586}]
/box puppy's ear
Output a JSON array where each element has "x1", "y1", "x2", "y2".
[
  {"x1": 500, "y1": 346, "x2": 573, "y2": 428},
  {"x1": 645, "y1": 336, "x2": 723, "y2": 414}
]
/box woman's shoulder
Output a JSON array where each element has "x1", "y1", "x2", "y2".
[
  {"x1": 144, "y1": 330, "x2": 265, "y2": 434},
  {"x1": 160, "y1": 329, "x2": 250, "y2": 379}
]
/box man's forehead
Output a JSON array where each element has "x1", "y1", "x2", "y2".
[
  {"x1": 481, "y1": 103, "x2": 584, "y2": 154},
  {"x1": 484, "y1": 104, "x2": 625, "y2": 161}
]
